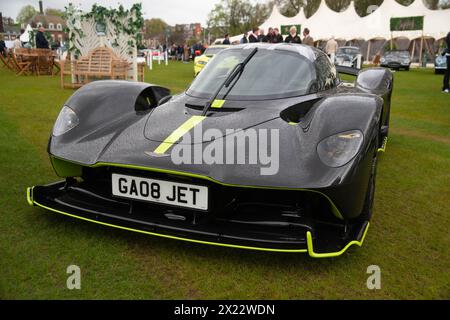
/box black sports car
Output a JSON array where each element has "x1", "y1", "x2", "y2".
[
  {"x1": 28, "y1": 43, "x2": 393, "y2": 258},
  {"x1": 380, "y1": 50, "x2": 411, "y2": 71}
]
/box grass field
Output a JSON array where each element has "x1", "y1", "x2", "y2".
[{"x1": 0, "y1": 62, "x2": 449, "y2": 299}]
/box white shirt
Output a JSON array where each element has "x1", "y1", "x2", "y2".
[{"x1": 13, "y1": 38, "x2": 22, "y2": 49}]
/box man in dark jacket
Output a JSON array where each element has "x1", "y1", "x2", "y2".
[
  {"x1": 35, "y1": 26, "x2": 49, "y2": 49},
  {"x1": 0, "y1": 35, "x2": 7, "y2": 56},
  {"x1": 443, "y1": 31, "x2": 450, "y2": 93},
  {"x1": 273, "y1": 28, "x2": 283, "y2": 43},
  {"x1": 284, "y1": 26, "x2": 301, "y2": 44},
  {"x1": 266, "y1": 27, "x2": 275, "y2": 43},
  {"x1": 222, "y1": 34, "x2": 231, "y2": 45},
  {"x1": 249, "y1": 28, "x2": 259, "y2": 43},
  {"x1": 258, "y1": 29, "x2": 268, "y2": 42},
  {"x1": 240, "y1": 32, "x2": 248, "y2": 44}
]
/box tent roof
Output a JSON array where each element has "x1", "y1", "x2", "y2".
[{"x1": 233, "y1": 0, "x2": 450, "y2": 41}]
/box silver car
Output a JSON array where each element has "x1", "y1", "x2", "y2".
[{"x1": 435, "y1": 51, "x2": 448, "y2": 74}]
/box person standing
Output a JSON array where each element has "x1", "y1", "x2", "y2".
[
  {"x1": 325, "y1": 36, "x2": 338, "y2": 62},
  {"x1": 13, "y1": 29, "x2": 24, "y2": 50},
  {"x1": 35, "y1": 26, "x2": 49, "y2": 49},
  {"x1": 223, "y1": 34, "x2": 231, "y2": 45},
  {"x1": 302, "y1": 28, "x2": 314, "y2": 46},
  {"x1": 273, "y1": 28, "x2": 283, "y2": 43},
  {"x1": 0, "y1": 35, "x2": 7, "y2": 56},
  {"x1": 249, "y1": 28, "x2": 259, "y2": 43},
  {"x1": 442, "y1": 31, "x2": 450, "y2": 93},
  {"x1": 258, "y1": 29, "x2": 268, "y2": 42},
  {"x1": 284, "y1": 26, "x2": 301, "y2": 44},
  {"x1": 177, "y1": 44, "x2": 183, "y2": 61},
  {"x1": 240, "y1": 32, "x2": 248, "y2": 44},
  {"x1": 266, "y1": 27, "x2": 275, "y2": 43},
  {"x1": 183, "y1": 43, "x2": 190, "y2": 62}
]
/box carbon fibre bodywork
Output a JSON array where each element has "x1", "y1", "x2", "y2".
[{"x1": 29, "y1": 44, "x2": 393, "y2": 257}]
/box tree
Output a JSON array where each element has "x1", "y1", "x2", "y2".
[
  {"x1": 273, "y1": 0, "x2": 321, "y2": 18},
  {"x1": 441, "y1": 0, "x2": 450, "y2": 9},
  {"x1": 168, "y1": 28, "x2": 185, "y2": 45},
  {"x1": 275, "y1": 0, "x2": 450, "y2": 19},
  {"x1": 144, "y1": 18, "x2": 168, "y2": 42},
  {"x1": 274, "y1": 0, "x2": 304, "y2": 17},
  {"x1": 396, "y1": 0, "x2": 414, "y2": 5},
  {"x1": 302, "y1": 0, "x2": 321, "y2": 17},
  {"x1": 354, "y1": 0, "x2": 383, "y2": 17},
  {"x1": 206, "y1": 0, "x2": 271, "y2": 40},
  {"x1": 16, "y1": 5, "x2": 37, "y2": 24},
  {"x1": 45, "y1": 8, "x2": 64, "y2": 17},
  {"x1": 325, "y1": 0, "x2": 351, "y2": 12}
]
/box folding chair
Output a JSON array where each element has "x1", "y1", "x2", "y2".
[
  {"x1": 10, "y1": 52, "x2": 32, "y2": 76},
  {"x1": 0, "y1": 51, "x2": 14, "y2": 71}
]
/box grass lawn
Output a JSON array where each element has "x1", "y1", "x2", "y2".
[{"x1": 0, "y1": 62, "x2": 449, "y2": 299}]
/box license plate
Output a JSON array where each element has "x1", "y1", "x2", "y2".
[{"x1": 111, "y1": 173, "x2": 208, "y2": 211}]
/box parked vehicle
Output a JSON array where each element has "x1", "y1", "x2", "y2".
[
  {"x1": 28, "y1": 43, "x2": 393, "y2": 258},
  {"x1": 335, "y1": 46, "x2": 363, "y2": 69},
  {"x1": 380, "y1": 50, "x2": 411, "y2": 71},
  {"x1": 434, "y1": 50, "x2": 448, "y2": 74}
]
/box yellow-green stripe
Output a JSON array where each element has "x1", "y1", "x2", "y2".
[
  {"x1": 211, "y1": 99, "x2": 225, "y2": 108},
  {"x1": 153, "y1": 115, "x2": 206, "y2": 154}
]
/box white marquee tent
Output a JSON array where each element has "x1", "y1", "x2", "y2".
[
  {"x1": 224, "y1": 0, "x2": 450, "y2": 62},
  {"x1": 258, "y1": 0, "x2": 450, "y2": 41}
]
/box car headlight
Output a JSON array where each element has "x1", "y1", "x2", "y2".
[
  {"x1": 436, "y1": 56, "x2": 445, "y2": 64},
  {"x1": 380, "y1": 58, "x2": 386, "y2": 63},
  {"x1": 53, "y1": 106, "x2": 79, "y2": 136},
  {"x1": 402, "y1": 59, "x2": 410, "y2": 64},
  {"x1": 197, "y1": 61, "x2": 207, "y2": 66},
  {"x1": 317, "y1": 130, "x2": 364, "y2": 167}
]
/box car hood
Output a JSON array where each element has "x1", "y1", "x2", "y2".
[
  {"x1": 143, "y1": 93, "x2": 291, "y2": 144},
  {"x1": 49, "y1": 84, "x2": 381, "y2": 195},
  {"x1": 336, "y1": 54, "x2": 355, "y2": 61},
  {"x1": 383, "y1": 56, "x2": 409, "y2": 62}
]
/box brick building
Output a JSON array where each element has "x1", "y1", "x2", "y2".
[{"x1": 23, "y1": 1, "x2": 67, "y2": 44}]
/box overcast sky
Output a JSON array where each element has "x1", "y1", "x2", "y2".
[{"x1": 0, "y1": 0, "x2": 243, "y2": 26}]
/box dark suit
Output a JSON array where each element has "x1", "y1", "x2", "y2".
[
  {"x1": 284, "y1": 34, "x2": 302, "y2": 44},
  {"x1": 273, "y1": 34, "x2": 284, "y2": 43},
  {"x1": 0, "y1": 40, "x2": 6, "y2": 56},
  {"x1": 443, "y1": 32, "x2": 450, "y2": 91},
  {"x1": 258, "y1": 34, "x2": 268, "y2": 43},
  {"x1": 35, "y1": 31, "x2": 49, "y2": 49},
  {"x1": 248, "y1": 34, "x2": 258, "y2": 43}
]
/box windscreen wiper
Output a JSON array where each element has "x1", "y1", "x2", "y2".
[{"x1": 201, "y1": 47, "x2": 258, "y2": 116}]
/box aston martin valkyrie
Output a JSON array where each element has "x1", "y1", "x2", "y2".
[{"x1": 27, "y1": 43, "x2": 393, "y2": 258}]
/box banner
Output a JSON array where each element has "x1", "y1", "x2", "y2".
[
  {"x1": 280, "y1": 24, "x2": 302, "y2": 36},
  {"x1": 390, "y1": 16, "x2": 424, "y2": 31}
]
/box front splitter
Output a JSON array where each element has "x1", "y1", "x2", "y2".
[{"x1": 26, "y1": 185, "x2": 370, "y2": 258}]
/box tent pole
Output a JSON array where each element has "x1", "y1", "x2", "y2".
[
  {"x1": 423, "y1": 37, "x2": 432, "y2": 57},
  {"x1": 367, "y1": 40, "x2": 371, "y2": 63},
  {"x1": 390, "y1": 32, "x2": 393, "y2": 50},
  {"x1": 411, "y1": 39, "x2": 416, "y2": 63},
  {"x1": 419, "y1": 33, "x2": 424, "y2": 67}
]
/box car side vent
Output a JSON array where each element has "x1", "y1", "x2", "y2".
[
  {"x1": 135, "y1": 86, "x2": 172, "y2": 112},
  {"x1": 280, "y1": 98, "x2": 321, "y2": 124}
]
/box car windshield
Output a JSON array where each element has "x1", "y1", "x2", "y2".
[
  {"x1": 385, "y1": 51, "x2": 409, "y2": 58},
  {"x1": 337, "y1": 48, "x2": 360, "y2": 55},
  {"x1": 187, "y1": 48, "x2": 317, "y2": 100},
  {"x1": 204, "y1": 47, "x2": 226, "y2": 56}
]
